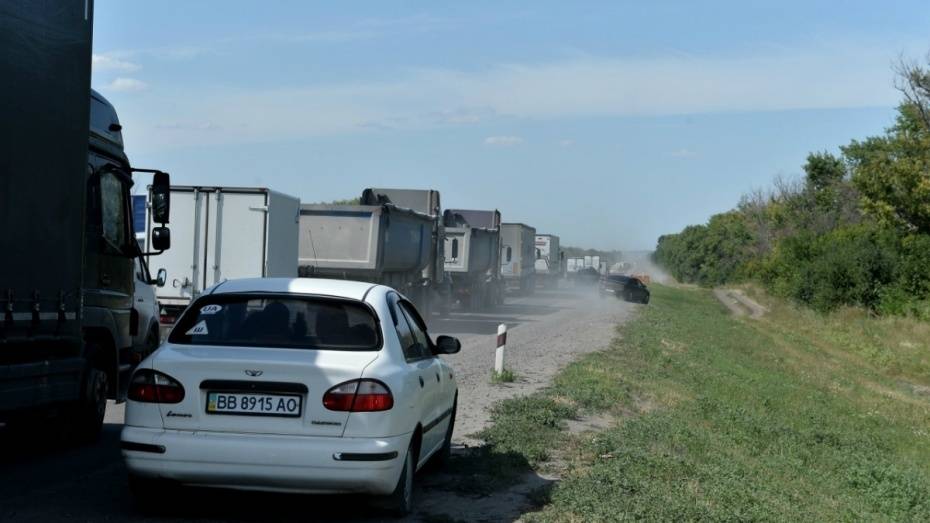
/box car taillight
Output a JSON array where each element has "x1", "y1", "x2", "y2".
[
  {"x1": 323, "y1": 379, "x2": 393, "y2": 412},
  {"x1": 128, "y1": 370, "x2": 185, "y2": 404}
]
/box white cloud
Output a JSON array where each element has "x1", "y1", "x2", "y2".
[
  {"x1": 92, "y1": 54, "x2": 140, "y2": 72},
  {"x1": 670, "y1": 148, "x2": 697, "y2": 158},
  {"x1": 156, "y1": 121, "x2": 216, "y2": 131},
  {"x1": 110, "y1": 39, "x2": 912, "y2": 152},
  {"x1": 484, "y1": 135, "x2": 524, "y2": 147},
  {"x1": 106, "y1": 77, "x2": 149, "y2": 92},
  {"x1": 559, "y1": 139, "x2": 576, "y2": 147}
]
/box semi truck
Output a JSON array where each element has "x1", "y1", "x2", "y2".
[
  {"x1": 534, "y1": 234, "x2": 564, "y2": 289},
  {"x1": 1, "y1": 1, "x2": 172, "y2": 440},
  {"x1": 146, "y1": 186, "x2": 300, "y2": 331},
  {"x1": 444, "y1": 209, "x2": 504, "y2": 310},
  {"x1": 500, "y1": 223, "x2": 537, "y2": 294},
  {"x1": 298, "y1": 188, "x2": 449, "y2": 318}
]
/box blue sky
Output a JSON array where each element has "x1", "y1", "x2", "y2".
[{"x1": 92, "y1": 1, "x2": 930, "y2": 250}]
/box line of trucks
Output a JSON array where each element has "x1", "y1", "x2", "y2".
[
  {"x1": 0, "y1": 2, "x2": 567, "y2": 440},
  {"x1": 146, "y1": 186, "x2": 567, "y2": 331}
]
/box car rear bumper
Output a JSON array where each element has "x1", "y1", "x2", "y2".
[{"x1": 121, "y1": 425, "x2": 410, "y2": 495}]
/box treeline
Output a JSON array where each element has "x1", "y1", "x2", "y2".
[{"x1": 655, "y1": 58, "x2": 930, "y2": 317}]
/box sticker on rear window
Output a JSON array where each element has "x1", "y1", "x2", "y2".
[
  {"x1": 200, "y1": 304, "x2": 223, "y2": 315},
  {"x1": 185, "y1": 320, "x2": 209, "y2": 335}
]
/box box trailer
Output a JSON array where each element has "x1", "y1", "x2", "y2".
[
  {"x1": 566, "y1": 257, "x2": 585, "y2": 273},
  {"x1": 147, "y1": 186, "x2": 299, "y2": 327},
  {"x1": 298, "y1": 187, "x2": 448, "y2": 318},
  {"x1": 534, "y1": 234, "x2": 563, "y2": 288},
  {"x1": 444, "y1": 209, "x2": 503, "y2": 310},
  {"x1": 500, "y1": 223, "x2": 537, "y2": 294}
]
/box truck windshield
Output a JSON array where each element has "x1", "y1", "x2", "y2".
[{"x1": 168, "y1": 294, "x2": 381, "y2": 351}]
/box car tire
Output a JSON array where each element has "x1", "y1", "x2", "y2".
[
  {"x1": 432, "y1": 400, "x2": 457, "y2": 469},
  {"x1": 381, "y1": 443, "x2": 415, "y2": 517}
]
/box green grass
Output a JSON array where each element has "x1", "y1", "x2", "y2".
[
  {"x1": 479, "y1": 284, "x2": 930, "y2": 521},
  {"x1": 491, "y1": 368, "x2": 517, "y2": 384}
]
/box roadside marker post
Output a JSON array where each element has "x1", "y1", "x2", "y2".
[{"x1": 495, "y1": 324, "x2": 507, "y2": 373}]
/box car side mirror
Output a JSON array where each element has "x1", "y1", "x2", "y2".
[
  {"x1": 151, "y1": 226, "x2": 171, "y2": 251},
  {"x1": 433, "y1": 335, "x2": 461, "y2": 355},
  {"x1": 151, "y1": 171, "x2": 171, "y2": 224},
  {"x1": 156, "y1": 268, "x2": 167, "y2": 288}
]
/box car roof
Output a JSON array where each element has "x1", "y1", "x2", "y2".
[{"x1": 207, "y1": 278, "x2": 379, "y2": 301}]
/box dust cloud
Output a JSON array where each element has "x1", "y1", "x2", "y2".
[{"x1": 619, "y1": 251, "x2": 672, "y2": 284}]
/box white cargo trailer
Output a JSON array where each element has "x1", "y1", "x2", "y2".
[{"x1": 146, "y1": 186, "x2": 300, "y2": 326}]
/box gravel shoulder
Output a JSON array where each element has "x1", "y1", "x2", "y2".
[{"x1": 432, "y1": 286, "x2": 634, "y2": 445}]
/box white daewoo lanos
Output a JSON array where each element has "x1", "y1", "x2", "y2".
[{"x1": 120, "y1": 278, "x2": 461, "y2": 516}]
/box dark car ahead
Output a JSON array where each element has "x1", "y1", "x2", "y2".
[{"x1": 600, "y1": 274, "x2": 650, "y2": 304}]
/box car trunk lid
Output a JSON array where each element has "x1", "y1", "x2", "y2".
[{"x1": 152, "y1": 343, "x2": 380, "y2": 437}]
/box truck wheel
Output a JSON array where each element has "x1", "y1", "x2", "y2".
[
  {"x1": 470, "y1": 291, "x2": 482, "y2": 311},
  {"x1": 143, "y1": 327, "x2": 159, "y2": 358},
  {"x1": 65, "y1": 357, "x2": 108, "y2": 444}
]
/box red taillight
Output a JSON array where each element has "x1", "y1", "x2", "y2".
[
  {"x1": 128, "y1": 370, "x2": 185, "y2": 404},
  {"x1": 323, "y1": 379, "x2": 393, "y2": 412}
]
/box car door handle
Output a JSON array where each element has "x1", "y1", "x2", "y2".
[
  {"x1": 101, "y1": 274, "x2": 111, "y2": 286},
  {"x1": 418, "y1": 376, "x2": 424, "y2": 388}
]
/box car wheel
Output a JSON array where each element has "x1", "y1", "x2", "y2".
[
  {"x1": 432, "y1": 400, "x2": 457, "y2": 469},
  {"x1": 381, "y1": 443, "x2": 414, "y2": 517}
]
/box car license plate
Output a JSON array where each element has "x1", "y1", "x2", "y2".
[{"x1": 206, "y1": 392, "x2": 302, "y2": 417}]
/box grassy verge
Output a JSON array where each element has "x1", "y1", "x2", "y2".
[{"x1": 479, "y1": 284, "x2": 930, "y2": 521}]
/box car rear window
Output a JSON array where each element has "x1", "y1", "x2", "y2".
[{"x1": 168, "y1": 293, "x2": 381, "y2": 351}]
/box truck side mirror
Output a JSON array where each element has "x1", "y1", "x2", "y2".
[
  {"x1": 151, "y1": 171, "x2": 170, "y2": 224},
  {"x1": 151, "y1": 226, "x2": 171, "y2": 251},
  {"x1": 451, "y1": 239, "x2": 459, "y2": 259},
  {"x1": 156, "y1": 268, "x2": 167, "y2": 288}
]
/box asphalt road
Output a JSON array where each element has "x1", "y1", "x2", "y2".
[{"x1": 0, "y1": 284, "x2": 632, "y2": 522}]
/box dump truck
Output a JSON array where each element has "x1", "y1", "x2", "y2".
[
  {"x1": 500, "y1": 223, "x2": 537, "y2": 294},
  {"x1": 147, "y1": 186, "x2": 300, "y2": 331},
  {"x1": 1, "y1": 1, "x2": 172, "y2": 440},
  {"x1": 534, "y1": 234, "x2": 563, "y2": 289},
  {"x1": 444, "y1": 209, "x2": 504, "y2": 310},
  {"x1": 298, "y1": 188, "x2": 449, "y2": 318}
]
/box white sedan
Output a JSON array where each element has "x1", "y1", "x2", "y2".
[{"x1": 121, "y1": 278, "x2": 461, "y2": 516}]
